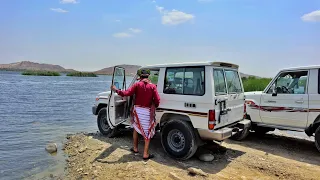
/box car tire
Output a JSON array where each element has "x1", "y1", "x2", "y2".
[
  {"x1": 253, "y1": 127, "x2": 271, "y2": 137},
  {"x1": 97, "y1": 108, "x2": 117, "y2": 138},
  {"x1": 230, "y1": 127, "x2": 250, "y2": 141},
  {"x1": 315, "y1": 126, "x2": 320, "y2": 153},
  {"x1": 161, "y1": 119, "x2": 198, "y2": 160}
]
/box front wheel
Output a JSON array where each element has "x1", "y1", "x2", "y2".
[
  {"x1": 315, "y1": 126, "x2": 320, "y2": 152},
  {"x1": 97, "y1": 108, "x2": 117, "y2": 138},
  {"x1": 161, "y1": 120, "x2": 198, "y2": 160}
]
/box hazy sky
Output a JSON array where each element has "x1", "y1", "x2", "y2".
[{"x1": 0, "y1": 0, "x2": 319, "y2": 77}]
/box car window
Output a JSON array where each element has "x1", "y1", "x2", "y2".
[
  {"x1": 164, "y1": 67, "x2": 205, "y2": 95},
  {"x1": 267, "y1": 71, "x2": 308, "y2": 94},
  {"x1": 225, "y1": 70, "x2": 243, "y2": 93},
  {"x1": 213, "y1": 69, "x2": 227, "y2": 95}
]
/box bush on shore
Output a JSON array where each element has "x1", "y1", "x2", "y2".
[
  {"x1": 22, "y1": 70, "x2": 61, "y2": 76},
  {"x1": 242, "y1": 76, "x2": 272, "y2": 92},
  {"x1": 66, "y1": 71, "x2": 97, "y2": 77}
]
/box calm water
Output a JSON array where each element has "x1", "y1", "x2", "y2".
[{"x1": 0, "y1": 71, "x2": 132, "y2": 180}]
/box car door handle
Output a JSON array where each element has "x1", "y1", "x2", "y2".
[
  {"x1": 295, "y1": 100, "x2": 304, "y2": 104},
  {"x1": 267, "y1": 100, "x2": 276, "y2": 103}
]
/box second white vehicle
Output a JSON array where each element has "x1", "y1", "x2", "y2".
[{"x1": 234, "y1": 65, "x2": 320, "y2": 152}]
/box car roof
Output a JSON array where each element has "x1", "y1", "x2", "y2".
[
  {"x1": 280, "y1": 65, "x2": 320, "y2": 71},
  {"x1": 140, "y1": 61, "x2": 239, "y2": 69}
]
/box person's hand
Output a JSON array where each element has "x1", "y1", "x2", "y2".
[{"x1": 111, "y1": 85, "x2": 117, "y2": 92}]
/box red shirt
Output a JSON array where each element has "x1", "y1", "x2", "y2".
[{"x1": 116, "y1": 80, "x2": 160, "y2": 108}]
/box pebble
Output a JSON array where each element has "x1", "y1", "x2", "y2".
[
  {"x1": 78, "y1": 147, "x2": 87, "y2": 153},
  {"x1": 169, "y1": 172, "x2": 183, "y2": 180},
  {"x1": 187, "y1": 167, "x2": 208, "y2": 177},
  {"x1": 77, "y1": 168, "x2": 83, "y2": 172},
  {"x1": 45, "y1": 143, "x2": 58, "y2": 154},
  {"x1": 198, "y1": 154, "x2": 215, "y2": 162}
]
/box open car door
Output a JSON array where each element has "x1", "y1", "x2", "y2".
[{"x1": 107, "y1": 66, "x2": 129, "y2": 129}]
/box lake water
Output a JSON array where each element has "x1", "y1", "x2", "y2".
[{"x1": 0, "y1": 71, "x2": 133, "y2": 180}]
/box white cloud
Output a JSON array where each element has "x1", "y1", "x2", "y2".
[
  {"x1": 115, "y1": 19, "x2": 121, "y2": 23},
  {"x1": 156, "y1": 6, "x2": 164, "y2": 13},
  {"x1": 50, "y1": 8, "x2": 68, "y2": 13},
  {"x1": 129, "y1": 28, "x2": 142, "y2": 33},
  {"x1": 301, "y1": 10, "x2": 320, "y2": 22},
  {"x1": 152, "y1": 0, "x2": 156, "y2": 3},
  {"x1": 198, "y1": 0, "x2": 213, "y2": 3},
  {"x1": 156, "y1": 7, "x2": 194, "y2": 25},
  {"x1": 60, "y1": 0, "x2": 78, "y2": 4},
  {"x1": 113, "y1": 33, "x2": 132, "y2": 38}
]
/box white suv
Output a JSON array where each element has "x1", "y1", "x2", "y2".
[
  {"x1": 235, "y1": 65, "x2": 320, "y2": 152},
  {"x1": 92, "y1": 62, "x2": 250, "y2": 160}
]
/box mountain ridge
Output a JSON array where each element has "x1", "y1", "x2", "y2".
[{"x1": 0, "y1": 61, "x2": 256, "y2": 77}]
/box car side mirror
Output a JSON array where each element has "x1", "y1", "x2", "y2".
[{"x1": 271, "y1": 84, "x2": 277, "y2": 96}]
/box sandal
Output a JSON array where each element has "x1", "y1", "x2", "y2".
[
  {"x1": 143, "y1": 154, "x2": 155, "y2": 160},
  {"x1": 130, "y1": 147, "x2": 139, "y2": 153}
]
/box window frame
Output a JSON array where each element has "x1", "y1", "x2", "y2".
[
  {"x1": 318, "y1": 68, "x2": 320, "y2": 94},
  {"x1": 265, "y1": 70, "x2": 309, "y2": 95},
  {"x1": 224, "y1": 69, "x2": 243, "y2": 94},
  {"x1": 163, "y1": 66, "x2": 206, "y2": 96},
  {"x1": 213, "y1": 68, "x2": 228, "y2": 96}
]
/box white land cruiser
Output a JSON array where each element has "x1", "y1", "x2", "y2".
[
  {"x1": 92, "y1": 62, "x2": 250, "y2": 160},
  {"x1": 236, "y1": 65, "x2": 320, "y2": 152}
]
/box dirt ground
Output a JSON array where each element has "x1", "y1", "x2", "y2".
[{"x1": 62, "y1": 130, "x2": 320, "y2": 180}]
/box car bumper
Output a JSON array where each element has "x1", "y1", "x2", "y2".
[
  {"x1": 198, "y1": 128, "x2": 233, "y2": 141},
  {"x1": 92, "y1": 105, "x2": 98, "y2": 115},
  {"x1": 197, "y1": 119, "x2": 251, "y2": 141}
]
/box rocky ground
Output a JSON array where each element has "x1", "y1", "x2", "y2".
[{"x1": 59, "y1": 130, "x2": 320, "y2": 180}]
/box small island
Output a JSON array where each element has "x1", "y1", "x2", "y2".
[
  {"x1": 66, "y1": 71, "x2": 98, "y2": 77},
  {"x1": 22, "y1": 70, "x2": 61, "y2": 76}
]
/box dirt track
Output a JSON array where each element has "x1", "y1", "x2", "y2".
[{"x1": 62, "y1": 130, "x2": 320, "y2": 180}]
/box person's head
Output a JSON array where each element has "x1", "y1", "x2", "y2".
[{"x1": 139, "y1": 69, "x2": 150, "y2": 79}]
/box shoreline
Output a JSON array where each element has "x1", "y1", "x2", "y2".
[{"x1": 39, "y1": 130, "x2": 320, "y2": 180}]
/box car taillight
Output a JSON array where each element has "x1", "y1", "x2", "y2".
[
  {"x1": 95, "y1": 97, "x2": 99, "y2": 101},
  {"x1": 208, "y1": 110, "x2": 216, "y2": 130}
]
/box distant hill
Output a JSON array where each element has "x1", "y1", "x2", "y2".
[
  {"x1": 0, "y1": 61, "x2": 76, "y2": 73},
  {"x1": 95, "y1": 64, "x2": 141, "y2": 75},
  {"x1": 0, "y1": 61, "x2": 258, "y2": 78}
]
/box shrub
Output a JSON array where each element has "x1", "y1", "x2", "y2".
[
  {"x1": 242, "y1": 76, "x2": 272, "y2": 92},
  {"x1": 22, "y1": 70, "x2": 61, "y2": 76},
  {"x1": 66, "y1": 72, "x2": 97, "y2": 77}
]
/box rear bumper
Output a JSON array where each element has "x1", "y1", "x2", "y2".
[
  {"x1": 197, "y1": 119, "x2": 251, "y2": 141},
  {"x1": 92, "y1": 105, "x2": 98, "y2": 115},
  {"x1": 198, "y1": 128, "x2": 233, "y2": 141}
]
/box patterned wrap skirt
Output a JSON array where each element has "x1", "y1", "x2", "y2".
[{"x1": 131, "y1": 105, "x2": 156, "y2": 140}]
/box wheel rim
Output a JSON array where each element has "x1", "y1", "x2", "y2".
[
  {"x1": 100, "y1": 110, "x2": 111, "y2": 132},
  {"x1": 167, "y1": 129, "x2": 185, "y2": 152}
]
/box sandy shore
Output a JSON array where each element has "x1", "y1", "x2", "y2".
[{"x1": 61, "y1": 130, "x2": 320, "y2": 180}]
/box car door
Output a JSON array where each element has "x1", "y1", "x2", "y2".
[
  {"x1": 260, "y1": 70, "x2": 309, "y2": 129},
  {"x1": 107, "y1": 66, "x2": 128, "y2": 129},
  {"x1": 213, "y1": 68, "x2": 229, "y2": 127},
  {"x1": 224, "y1": 69, "x2": 245, "y2": 125}
]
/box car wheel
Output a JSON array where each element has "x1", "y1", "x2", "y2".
[
  {"x1": 97, "y1": 108, "x2": 117, "y2": 138},
  {"x1": 230, "y1": 127, "x2": 250, "y2": 141},
  {"x1": 315, "y1": 126, "x2": 320, "y2": 152},
  {"x1": 161, "y1": 119, "x2": 198, "y2": 160}
]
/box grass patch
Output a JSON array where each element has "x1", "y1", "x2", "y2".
[
  {"x1": 66, "y1": 71, "x2": 97, "y2": 77},
  {"x1": 242, "y1": 76, "x2": 272, "y2": 92},
  {"x1": 22, "y1": 70, "x2": 61, "y2": 76}
]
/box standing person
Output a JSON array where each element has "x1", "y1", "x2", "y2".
[{"x1": 111, "y1": 69, "x2": 160, "y2": 160}]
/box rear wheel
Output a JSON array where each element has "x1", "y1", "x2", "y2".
[
  {"x1": 230, "y1": 127, "x2": 250, "y2": 141},
  {"x1": 97, "y1": 108, "x2": 117, "y2": 138},
  {"x1": 161, "y1": 120, "x2": 198, "y2": 160},
  {"x1": 315, "y1": 126, "x2": 320, "y2": 152}
]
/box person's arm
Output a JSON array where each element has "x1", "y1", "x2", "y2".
[
  {"x1": 152, "y1": 86, "x2": 160, "y2": 108},
  {"x1": 113, "y1": 83, "x2": 136, "y2": 97}
]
